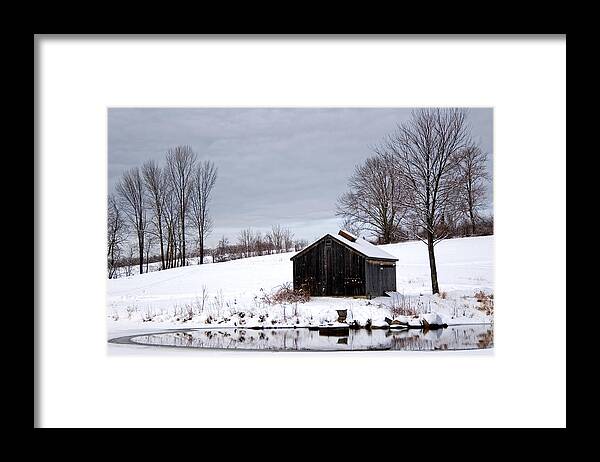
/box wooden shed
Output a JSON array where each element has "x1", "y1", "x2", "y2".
[{"x1": 290, "y1": 230, "x2": 398, "y2": 297}]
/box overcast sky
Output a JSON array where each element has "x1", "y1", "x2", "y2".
[{"x1": 108, "y1": 108, "x2": 493, "y2": 248}]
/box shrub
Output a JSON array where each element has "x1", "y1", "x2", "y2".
[
  {"x1": 260, "y1": 282, "x2": 310, "y2": 305},
  {"x1": 126, "y1": 306, "x2": 137, "y2": 320},
  {"x1": 474, "y1": 290, "x2": 490, "y2": 302},
  {"x1": 141, "y1": 308, "x2": 156, "y2": 322},
  {"x1": 474, "y1": 291, "x2": 494, "y2": 316},
  {"x1": 388, "y1": 293, "x2": 419, "y2": 317},
  {"x1": 480, "y1": 298, "x2": 493, "y2": 316},
  {"x1": 183, "y1": 304, "x2": 193, "y2": 322}
]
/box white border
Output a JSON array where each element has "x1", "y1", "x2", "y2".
[{"x1": 37, "y1": 36, "x2": 566, "y2": 428}]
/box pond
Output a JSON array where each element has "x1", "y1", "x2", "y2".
[{"x1": 110, "y1": 325, "x2": 493, "y2": 351}]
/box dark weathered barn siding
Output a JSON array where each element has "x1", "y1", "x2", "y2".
[
  {"x1": 292, "y1": 237, "x2": 366, "y2": 296},
  {"x1": 365, "y1": 261, "x2": 397, "y2": 297}
]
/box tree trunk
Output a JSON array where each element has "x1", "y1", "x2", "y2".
[
  {"x1": 138, "y1": 237, "x2": 144, "y2": 275},
  {"x1": 427, "y1": 231, "x2": 439, "y2": 294},
  {"x1": 200, "y1": 240, "x2": 204, "y2": 264},
  {"x1": 167, "y1": 229, "x2": 174, "y2": 269},
  {"x1": 158, "y1": 216, "x2": 165, "y2": 270},
  {"x1": 109, "y1": 245, "x2": 115, "y2": 279},
  {"x1": 181, "y1": 214, "x2": 186, "y2": 267}
]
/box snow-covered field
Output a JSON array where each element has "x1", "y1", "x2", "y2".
[{"x1": 107, "y1": 236, "x2": 494, "y2": 344}]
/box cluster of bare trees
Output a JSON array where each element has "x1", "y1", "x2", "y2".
[
  {"x1": 107, "y1": 145, "x2": 218, "y2": 278},
  {"x1": 107, "y1": 195, "x2": 128, "y2": 279},
  {"x1": 336, "y1": 108, "x2": 491, "y2": 294},
  {"x1": 337, "y1": 153, "x2": 407, "y2": 244},
  {"x1": 213, "y1": 225, "x2": 307, "y2": 263}
]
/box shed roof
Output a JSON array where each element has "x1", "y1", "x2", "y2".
[{"x1": 290, "y1": 231, "x2": 398, "y2": 261}]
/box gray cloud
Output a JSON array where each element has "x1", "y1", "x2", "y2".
[{"x1": 108, "y1": 108, "x2": 493, "y2": 247}]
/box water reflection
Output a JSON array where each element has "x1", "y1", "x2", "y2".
[{"x1": 128, "y1": 325, "x2": 493, "y2": 351}]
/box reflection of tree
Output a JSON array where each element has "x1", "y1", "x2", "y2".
[
  {"x1": 477, "y1": 330, "x2": 494, "y2": 349},
  {"x1": 130, "y1": 326, "x2": 493, "y2": 351},
  {"x1": 388, "y1": 326, "x2": 493, "y2": 351}
]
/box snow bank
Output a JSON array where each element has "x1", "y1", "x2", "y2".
[{"x1": 107, "y1": 236, "x2": 494, "y2": 336}]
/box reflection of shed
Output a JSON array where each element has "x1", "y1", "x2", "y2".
[{"x1": 290, "y1": 230, "x2": 398, "y2": 297}]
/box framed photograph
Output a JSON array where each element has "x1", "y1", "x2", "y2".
[
  {"x1": 35, "y1": 35, "x2": 566, "y2": 428},
  {"x1": 106, "y1": 107, "x2": 494, "y2": 353}
]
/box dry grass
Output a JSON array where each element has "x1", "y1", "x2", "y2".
[
  {"x1": 474, "y1": 290, "x2": 494, "y2": 316},
  {"x1": 260, "y1": 282, "x2": 311, "y2": 305},
  {"x1": 474, "y1": 290, "x2": 488, "y2": 301},
  {"x1": 388, "y1": 293, "x2": 419, "y2": 317}
]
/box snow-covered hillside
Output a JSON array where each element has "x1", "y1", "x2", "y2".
[{"x1": 107, "y1": 235, "x2": 494, "y2": 336}]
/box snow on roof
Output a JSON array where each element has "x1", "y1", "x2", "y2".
[
  {"x1": 327, "y1": 231, "x2": 398, "y2": 261},
  {"x1": 291, "y1": 230, "x2": 399, "y2": 261}
]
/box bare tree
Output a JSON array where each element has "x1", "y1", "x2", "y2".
[
  {"x1": 215, "y1": 235, "x2": 229, "y2": 262},
  {"x1": 268, "y1": 225, "x2": 284, "y2": 253},
  {"x1": 339, "y1": 217, "x2": 364, "y2": 238},
  {"x1": 116, "y1": 167, "x2": 147, "y2": 275},
  {"x1": 142, "y1": 160, "x2": 168, "y2": 270},
  {"x1": 388, "y1": 108, "x2": 471, "y2": 294},
  {"x1": 293, "y1": 238, "x2": 308, "y2": 251},
  {"x1": 238, "y1": 228, "x2": 255, "y2": 258},
  {"x1": 282, "y1": 227, "x2": 294, "y2": 252},
  {"x1": 190, "y1": 160, "x2": 217, "y2": 264},
  {"x1": 162, "y1": 181, "x2": 179, "y2": 269},
  {"x1": 457, "y1": 145, "x2": 489, "y2": 235},
  {"x1": 123, "y1": 246, "x2": 135, "y2": 277},
  {"x1": 253, "y1": 231, "x2": 266, "y2": 256},
  {"x1": 165, "y1": 146, "x2": 197, "y2": 267},
  {"x1": 336, "y1": 152, "x2": 406, "y2": 244},
  {"x1": 144, "y1": 233, "x2": 155, "y2": 273},
  {"x1": 107, "y1": 194, "x2": 127, "y2": 278},
  {"x1": 265, "y1": 233, "x2": 275, "y2": 254},
  {"x1": 478, "y1": 214, "x2": 494, "y2": 235}
]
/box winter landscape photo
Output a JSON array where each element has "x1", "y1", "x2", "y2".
[{"x1": 107, "y1": 107, "x2": 494, "y2": 352}]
